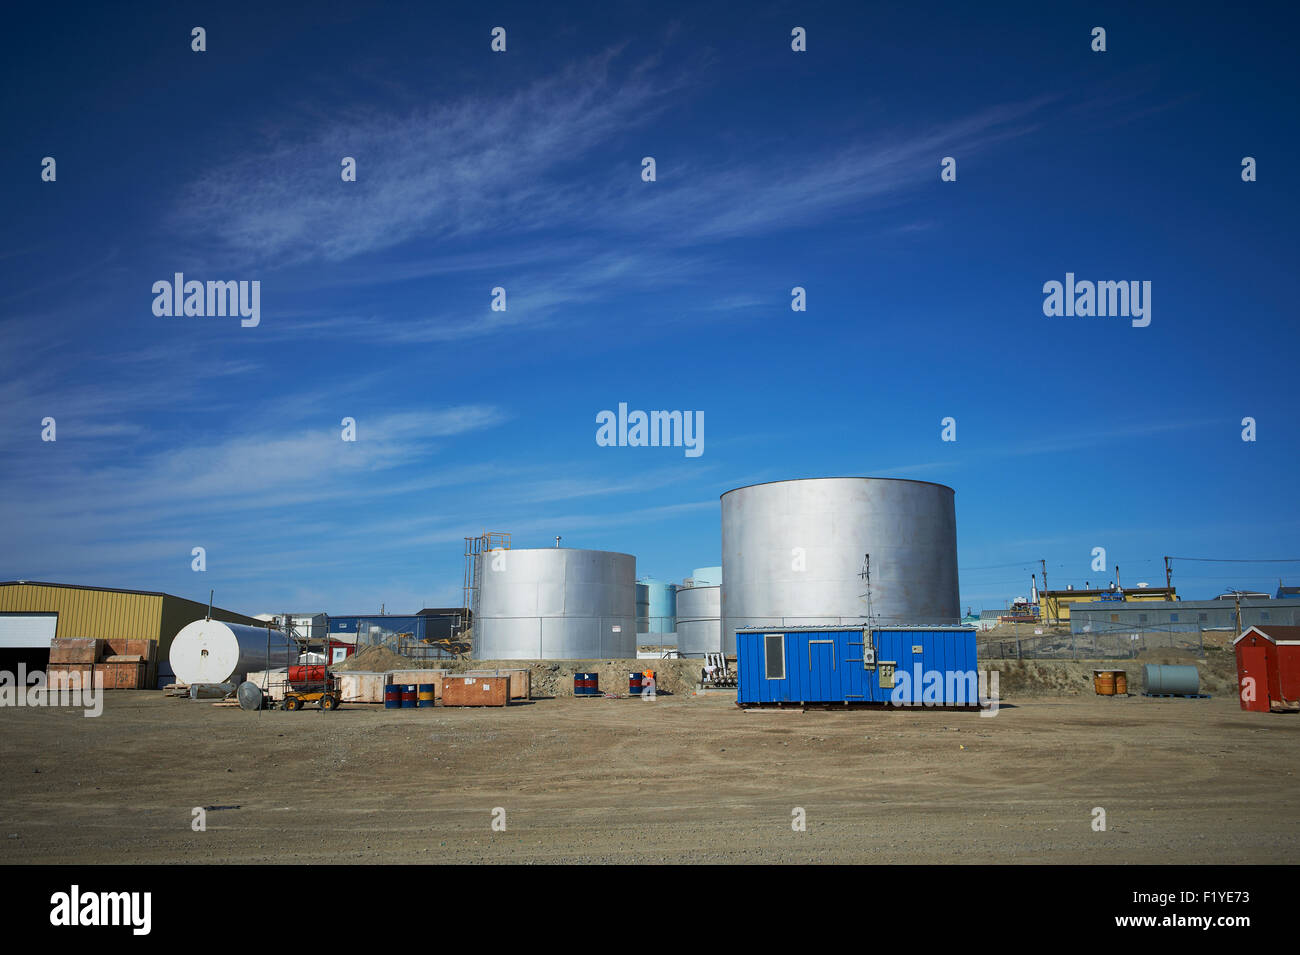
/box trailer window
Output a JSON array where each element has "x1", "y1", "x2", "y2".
[{"x1": 764, "y1": 634, "x2": 785, "y2": 680}]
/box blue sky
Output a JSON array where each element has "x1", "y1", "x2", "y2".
[{"x1": 3, "y1": 1, "x2": 1298, "y2": 614}]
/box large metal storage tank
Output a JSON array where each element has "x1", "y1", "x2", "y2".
[
  {"x1": 474, "y1": 548, "x2": 637, "y2": 659},
  {"x1": 169, "y1": 619, "x2": 292, "y2": 685},
  {"x1": 692, "y1": 566, "x2": 722, "y2": 586},
  {"x1": 720, "y1": 478, "x2": 960, "y2": 655},
  {"x1": 638, "y1": 578, "x2": 677, "y2": 634},
  {"x1": 635, "y1": 583, "x2": 650, "y2": 634},
  {"x1": 676, "y1": 583, "x2": 721, "y2": 656}
]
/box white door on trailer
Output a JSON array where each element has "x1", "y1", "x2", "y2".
[{"x1": 0, "y1": 614, "x2": 58, "y2": 648}]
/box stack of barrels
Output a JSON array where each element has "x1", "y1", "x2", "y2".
[
  {"x1": 1093, "y1": 669, "x2": 1129, "y2": 696},
  {"x1": 574, "y1": 673, "x2": 600, "y2": 696}
]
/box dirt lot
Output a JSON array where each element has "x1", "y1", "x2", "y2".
[{"x1": 1, "y1": 673, "x2": 1297, "y2": 864}]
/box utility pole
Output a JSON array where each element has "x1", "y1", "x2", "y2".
[
  {"x1": 1115, "y1": 565, "x2": 1123, "y2": 592},
  {"x1": 1233, "y1": 591, "x2": 1243, "y2": 637},
  {"x1": 1164, "y1": 556, "x2": 1172, "y2": 591},
  {"x1": 1040, "y1": 559, "x2": 1051, "y2": 625}
]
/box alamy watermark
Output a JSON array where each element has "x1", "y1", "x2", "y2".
[
  {"x1": 152, "y1": 273, "x2": 260, "y2": 328},
  {"x1": 1042, "y1": 273, "x2": 1150, "y2": 327},
  {"x1": 596, "y1": 403, "x2": 703, "y2": 458},
  {"x1": 1, "y1": 665, "x2": 103, "y2": 717},
  {"x1": 888, "y1": 665, "x2": 1001, "y2": 717},
  {"x1": 50, "y1": 885, "x2": 150, "y2": 935}
]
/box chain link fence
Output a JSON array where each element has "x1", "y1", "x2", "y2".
[{"x1": 979, "y1": 625, "x2": 1206, "y2": 660}]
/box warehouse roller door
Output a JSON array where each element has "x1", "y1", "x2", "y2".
[{"x1": 0, "y1": 613, "x2": 58, "y2": 649}]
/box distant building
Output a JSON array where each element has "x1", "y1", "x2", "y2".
[
  {"x1": 416, "y1": 607, "x2": 470, "y2": 642},
  {"x1": 1040, "y1": 585, "x2": 1176, "y2": 624},
  {"x1": 1275, "y1": 585, "x2": 1300, "y2": 600},
  {"x1": 330, "y1": 612, "x2": 464, "y2": 657},
  {"x1": 1070, "y1": 599, "x2": 1294, "y2": 635}
]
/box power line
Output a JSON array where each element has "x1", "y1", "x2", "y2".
[{"x1": 1168, "y1": 556, "x2": 1300, "y2": 563}]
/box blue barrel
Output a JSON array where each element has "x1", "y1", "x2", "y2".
[
  {"x1": 574, "y1": 672, "x2": 599, "y2": 696},
  {"x1": 417, "y1": 684, "x2": 436, "y2": 707},
  {"x1": 629, "y1": 672, "x2": 643, "y2": 695},
  {"x1": 383, "y1": 684, "x2": 402, "y2": 709},
  {"x1": 401, "y1": 684, "x2": 417, "y2": 708}
]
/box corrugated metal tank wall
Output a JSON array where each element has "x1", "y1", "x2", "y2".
[
  {"x1": 474, "y1": 548, "x2": 637, "y2": 659},
  {"x1": 720, "y1": 478, "x2": 960, "y2": 655},
  {"x1": 676, "y1": 584, "x2": 721, "y2": 656}
]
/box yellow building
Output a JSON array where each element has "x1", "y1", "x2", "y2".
[
  {"x1": 1040, "y1": 586, "x2": 1177, "y2": 624},
  {"x1": 0, "y1": 580, "x2": 262, "y2": 666}
]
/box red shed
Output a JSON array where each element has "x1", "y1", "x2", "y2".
[{"x1": 1234, "y1": 625, "x2": 1300, "y2": 713}]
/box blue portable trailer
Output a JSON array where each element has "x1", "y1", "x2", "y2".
[{"x1": 736, "y1": 626, "x2": 981, "y2": 708}]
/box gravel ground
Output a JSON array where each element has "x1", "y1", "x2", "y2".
[{"x1": 1, "y1": 670, "x2": 1296, "y2": 864}]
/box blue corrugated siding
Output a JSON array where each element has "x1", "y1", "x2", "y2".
[
  {"x1": 738, "y1": 627, "x2": 978, "y2": 706},
  {"x1": 329, "y1": 615, "x2": 429, "y2": 640}
]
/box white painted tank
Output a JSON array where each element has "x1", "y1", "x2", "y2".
[{"x1": 169, "y1": 619, "x2": 292, "y2": 685}]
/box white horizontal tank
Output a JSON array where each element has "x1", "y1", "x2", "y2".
[{"x1": 169, "y1": 619, "x2": 292, "y2": 685}]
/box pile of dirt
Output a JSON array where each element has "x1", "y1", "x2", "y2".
[{"x1": 332, "y1": 646, "x2": 418, "y2": 672}]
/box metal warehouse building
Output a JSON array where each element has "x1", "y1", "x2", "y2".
[
  {"x1": 0, "y1": 581, "x2": 263, "y2": 676},
  {"x1": 1070, "y1": 599, "x2": 1295, "y2": 635},
  {"x1": 329, "y1": 613, "x2": 462, "y2": 658},
  {"x1": 737, "y1": 626, "x2": 980, "y2": 707}
]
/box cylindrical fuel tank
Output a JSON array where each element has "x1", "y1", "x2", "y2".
[
  {"x1": 692, "y1": 566, "x2": 722, "y2": 586},
  {"x1": 639, "y1": 578, "x2": 676, "y2": 634},
  {"x1": 288, "y1": 664, "x2": 327, "y2": 685},
  {"x1": 676, "y1": 584, "x2": 721, "y2": 656},
  {"x1": 720, "y1": 478, "x2": 960, "y2": 655},
  {"x1": 474, "y1": 548, "x2": 637, "y2": 659},
  {"x1": 1143, "y1": 664, "x2": 1199, "y2": 696},
  {"x1": 635, "y1": 583, "x2": 650, "y2": 633},
  {"x1": 170, "y1": 619, "x2": 293, "y2": 686}
]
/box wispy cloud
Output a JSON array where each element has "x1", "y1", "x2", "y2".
[
  {"x1": 175, "y1": 52, "x2": 681, "y2": 266},
  {"x1": 174, "y1": 53, "x2": 1054, "y2": 272}
]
